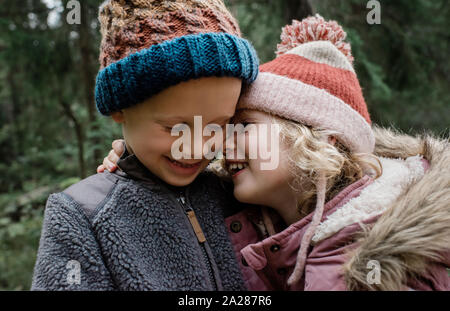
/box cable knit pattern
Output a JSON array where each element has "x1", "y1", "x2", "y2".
[
  {"x1": 98, "y1": 7, "x2": 241, "y2": 68},
  {"x1": 31, "y1": 170, "x2": 247, "y2": 291},
  {"x1": 95, "y1": 0, "x2": 259, "y2": 115},
  {"x1": 98, "y1": 0, "x2": 241, "y2": 68}
]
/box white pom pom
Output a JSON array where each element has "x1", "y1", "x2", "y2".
[{"x1": 276, "y1": 14, "x2": 354, "y2": 64}]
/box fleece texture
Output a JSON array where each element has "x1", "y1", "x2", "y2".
[{"x1": 31, "y1": 153, "x2": 247, "y2": 291}]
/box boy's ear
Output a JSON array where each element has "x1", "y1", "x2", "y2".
[{"x1": 111, "y1": 110, "x2": 125, "y2": 123}]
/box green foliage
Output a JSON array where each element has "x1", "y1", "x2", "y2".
[
  {"x1": 0, "y1": 211, "x2": 43, "y2": 290},
  {"x1": 0, "y1": 191, "x2": 46, "y2": 290},
  {"x1": 226, "y1": 0, "x2": 285, "y2": 63},
  {"x1": 314, "y1": 0, "x2": 450, "y2": 134}
]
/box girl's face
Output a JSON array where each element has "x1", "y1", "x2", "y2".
[{"x1": 224, "y1": 109, "x2": 293, "y2": 206}]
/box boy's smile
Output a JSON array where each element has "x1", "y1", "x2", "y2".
[
  {"x1": 164, "y1": 156, "x2": 203, "y2": 176},
  {"x1": 111, "y1": 76, "x2": 242, "y2": 187}
]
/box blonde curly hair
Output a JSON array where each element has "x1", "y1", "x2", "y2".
[{"x1": 276, "y1": 116, "x2": 382, "y2": 217}]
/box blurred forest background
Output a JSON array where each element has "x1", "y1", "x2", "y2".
[{"x1": 0, "y1": 0, "x2": 449, "y2": 290}]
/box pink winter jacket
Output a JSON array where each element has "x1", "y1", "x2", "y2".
[{"x1": 223, "y1": 130, "x2": 450, "y2": 291}]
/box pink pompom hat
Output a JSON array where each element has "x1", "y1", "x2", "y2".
[
  {"x1": 238, "y1": 14, "x2": 375, "y2": 154},
  {"x1": 236, "y1": 15, "x2": 375, "y2": 287}
]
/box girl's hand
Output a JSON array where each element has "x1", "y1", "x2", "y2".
[{"x1": 97, "y1": 139, "x2": 125, "y2": 173}]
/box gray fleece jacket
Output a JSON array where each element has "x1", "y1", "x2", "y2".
[{"x1": 31, "y1": 150, "x2": 247, "y2": 291}]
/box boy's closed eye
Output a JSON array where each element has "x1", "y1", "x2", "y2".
[{"x1": 161, "y1": 122, "x2": 189, "y2": 132}]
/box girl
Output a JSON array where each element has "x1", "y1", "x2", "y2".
[{"x1": 99, "y1": 15, "x2": 450, "y2": 290}]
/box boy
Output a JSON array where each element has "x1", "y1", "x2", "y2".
[{"x1": 31, "y1": 0, "x2": 258, "y2": 290}]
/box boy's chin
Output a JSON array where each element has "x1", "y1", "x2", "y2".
[
  {"x1": 160, "y1": 173, "x2": 197, "y2": 187},
  {"x1": 166, "y1": 178, "x2": 196, "y2": 187}
]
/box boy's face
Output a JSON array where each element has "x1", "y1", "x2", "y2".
[{"x1": 112, "y1": 77, "x2": 241, "y2": 187}]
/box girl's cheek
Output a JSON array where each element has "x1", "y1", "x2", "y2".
[{"x1": 245, "y1": 127, "x2": 260, "y2": 159}]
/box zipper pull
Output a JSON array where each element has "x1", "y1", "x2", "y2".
[
  {"x1": 178, "y1": 195, "x2": 186, "y2": 206},
  {"x1": 186, "y1": 210, "x2": 206, "y2": 243},
  {"x1": 178, "y1": 194, "x2": 206, "y2": 243}
]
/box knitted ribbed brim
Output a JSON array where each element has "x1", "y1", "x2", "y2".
[{"x1": 95, "y1": 32, "x2": 259, "y2": 116}]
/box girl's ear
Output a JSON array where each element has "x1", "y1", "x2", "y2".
[
  {"x1": 111, "y1": 110, "x2": 125, "y2": 123},
  {"x1": 328, "y1": 135, "x2": 337, "y2": 146}
]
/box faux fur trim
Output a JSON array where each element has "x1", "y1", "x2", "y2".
[
  {"x1": 311, "y1": 155, "x2": 426, "y2": 244},
  {"x1": 343, "y1": 126, "x2": 450, "y2": 290}
]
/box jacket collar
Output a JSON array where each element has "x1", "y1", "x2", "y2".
[{"x1": 115, "y1": 145, "x2": 187, "y2": 193}]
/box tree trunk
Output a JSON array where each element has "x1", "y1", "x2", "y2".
[
  {"x1": 283, "y1": 0, "x2": 314, "y2": 23},
  {"x1": 59, "y1": 97, "x2": 87, "y2": 179},
  {"x1": 5, "y1": 68, "x2": 23, "y2": 190},
  {"x1": 6, "y1": 68, "x2": 20, "y2": 157},
  {"x1": 79, "y1": 2, "x2": 101, "y2": 170}
]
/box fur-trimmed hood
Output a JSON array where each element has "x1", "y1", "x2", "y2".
[{"x1": 343, "y1": 126, "x2": 450, "y2": 290}]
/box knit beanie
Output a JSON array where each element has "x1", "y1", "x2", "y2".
[
  {"x1": 237, "y1": 14, "x2": 374, "y2": 154},
  {"x1": 237, "y1": 15, "x2": 375, "y2": 287},
  {"x1": 95, "y1": 0, "x2": 259, "y2": 116}
]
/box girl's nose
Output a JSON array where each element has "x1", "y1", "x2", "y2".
[
  {"x1": 224, "y1": 129, "x2": 248, "y2": 160},
  {"x1": 223, "y1": 130, "x2": 237, "y2": 159}
]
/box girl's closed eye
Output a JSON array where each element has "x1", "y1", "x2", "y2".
[
  {"x1": 232, "y1": 118, "x2": 254, "y2": 127},
  {"x1": 238, "y1": 120, "x2": 258, "y2": 130}
]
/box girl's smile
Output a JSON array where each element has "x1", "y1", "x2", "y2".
[{"x1": 225, "y1": 160, "x2": 249, "y2": 178}]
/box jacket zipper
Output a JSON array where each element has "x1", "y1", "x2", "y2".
[{"x1": 177, "y1": 192, "x2": 218, "y2": 291}]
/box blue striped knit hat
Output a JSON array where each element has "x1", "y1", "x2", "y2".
[{"x1": 95, "y1": 0, "x2": 259, "y2": 116}]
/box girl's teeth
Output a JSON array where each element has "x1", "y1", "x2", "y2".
[{"x1": 227, "y1": 163, "x2": 248, "y2": 172}]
